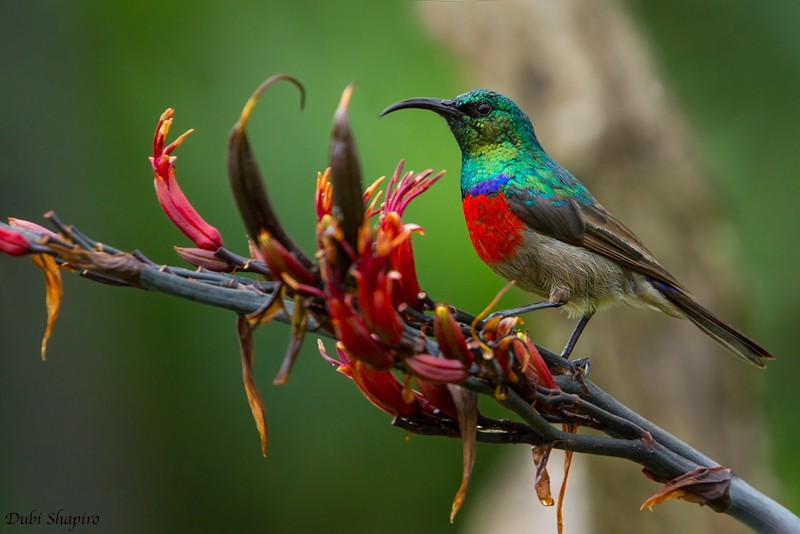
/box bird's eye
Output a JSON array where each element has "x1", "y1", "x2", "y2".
[{"x1": 475, "y1": 101, "x2": 492, "y2": 116}]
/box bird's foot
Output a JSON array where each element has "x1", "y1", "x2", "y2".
[
  {"x1": 543, "y1": 353, "x2": 590, "y2": 395},
  {"x1": 571, "y1": 357, "x2": 591, "y2": 378},
  {"x1": 570, "y1": 357, "x2": 591, "y2": 396}
]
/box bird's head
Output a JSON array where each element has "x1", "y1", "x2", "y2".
[{"x1": 381, "y1": 89, "x2": 538, "y2": 157}]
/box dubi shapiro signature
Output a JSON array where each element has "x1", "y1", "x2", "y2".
[{"x1": 5, "y1": 509, "x2": 99, "y2": 531}]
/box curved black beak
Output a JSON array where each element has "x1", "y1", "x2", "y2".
[{"x1": 380, "y1": 97, "x2": 462, "y2": 120}]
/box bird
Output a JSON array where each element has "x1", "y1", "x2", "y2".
[{"x1": 381, "y1": 89, "x2": 773, "y2": 367}]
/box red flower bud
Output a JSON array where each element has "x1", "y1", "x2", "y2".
[
  {"x1": 174, "y1": 246, "x2": 234, "y2": 272},
  {"x1": 0, "y1": 226, "x2": 32, "y2": 256},
  {"x1": 8, "y1": 218, "x2": 59, "y2": 239},
  {"x1": 258, "y1": 230, "x2": 317, "y2": 286},
  {"x1": 522, "y1": 334, "x2": 557, "y2": 390}
]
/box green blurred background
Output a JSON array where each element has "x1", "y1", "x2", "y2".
[{"x1": 1, "y1": 1, "x2": 797, "y2": 532}]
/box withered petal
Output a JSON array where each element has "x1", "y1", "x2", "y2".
[
  {"x1": 448, "y1": 384, "x2": 478, "y2": 523},
  {"x1": 237, "y1": 315, "x2": 268, "y2": 457},
  {"x1": 31, "y1": 253, "x2": 62, "y2": 361},
  {"x1": 641, "y1": 466, "x2": 733, "y2": 513},
  {"x1": 273, "y1": 294, "x2": 309, "y2": 385}
]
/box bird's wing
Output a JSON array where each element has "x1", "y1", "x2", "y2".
[{"x1": 505, "y1": 187, "x2": 686, "y2": 290}]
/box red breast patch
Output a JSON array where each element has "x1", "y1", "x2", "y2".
[{"x1": 462, "y1": 193, "x2": 526, "y2": 266}]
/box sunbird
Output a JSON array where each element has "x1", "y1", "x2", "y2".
[{"x1": 382, "y1": 89, "x2": 772, "y2": 367}]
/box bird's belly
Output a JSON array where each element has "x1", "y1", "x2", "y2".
[
  {"x1": 492, "y1": 230, "x2": 654, "y2": 317},
  {"x1": 462, "y1": 194, "x2": 674, "y2": 317}
]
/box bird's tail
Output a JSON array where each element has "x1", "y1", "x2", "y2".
[{"x1": 652, "y1": 280, "x2": 774, "y2": 367}]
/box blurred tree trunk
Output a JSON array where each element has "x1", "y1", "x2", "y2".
[{"x1": 418, "y1": 1, "x2": 772, "y2": 532}]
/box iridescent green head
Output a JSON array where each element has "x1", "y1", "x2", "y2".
[{"x1": 381, "y1": 89, "x2": 540, "y2": 158}]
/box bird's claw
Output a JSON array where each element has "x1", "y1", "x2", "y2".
[
  {"x1": 570, "y1": 357, "x2": 591, "y2": 396},
  {"x1": 571, "y1": 357, "x2": 590, "y2": 377}
]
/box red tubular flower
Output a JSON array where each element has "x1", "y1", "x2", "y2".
[
  {"x1": 404, "y1": 354, "x2": 469, "y2": 384},
  {"x1": 375, "y1": 162, "x2": 444, "y2": 310},
  {"x1": 149, "y1": 109, "x2": 224, "y2": 251},
  {"x1": 351, "y1": 360, "x2": 422, "y2": 417},
  {"x1": 0, "y1": 226, "x2": 32, "y2": 256},
  {"x1": 326, "y1": 288, "x2": 395, "y2": 370},
  {"x1": 318, "y1": 340, "x2": 421, "y2": 417},
  {"x1": 415, "y1": 380, "x2": 459, "y2": 419},
  {"x1": 379, "y1": 212, "x2": 423, "y2": 309},
  {"x1": 353, "y1": 242, "x2": 404, "y2": 346}
]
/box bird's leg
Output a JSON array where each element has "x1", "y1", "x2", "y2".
[{"x1": 560, "y1": 311, "x2": 594, "y2": 359}]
